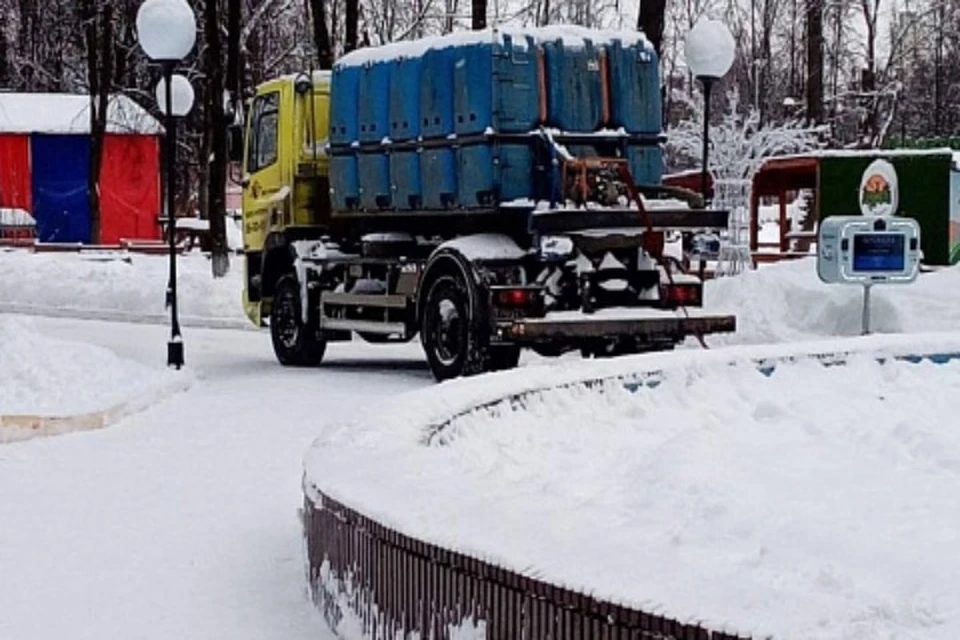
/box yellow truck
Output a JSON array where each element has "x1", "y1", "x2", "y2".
[{"x1": 228, "y1": 27, "x2": 736, "y2": 381}]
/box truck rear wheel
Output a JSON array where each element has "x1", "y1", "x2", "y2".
[
  {"x1": 270, "y1": 274, "x2": 326, "y2": 367},
  {"x1": 421, "y1": 274, "x2": 489, "y2": 382}
]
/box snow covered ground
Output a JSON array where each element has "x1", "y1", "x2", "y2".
[
  {"x1": 0, "y1": 316, "x2": 431, "y2": 640},
  {"x1": 704, "y1": 258, "x2": 960, "y2": 344},
  {"x1": 4, "y1": 248, "x2": 960, "y2": 345},
  {"x1": 4, "y1": 246, "x2": 960, "y2": 640},
  {"x1": 0, "y1": 249, "x2": 248, "y2": 327},
  {"x1": 0, "y1": 314, "x2": 182, "y2": 418},
  {"x1": 306, "y1": 340, "x2": 960, "y2": 639}
]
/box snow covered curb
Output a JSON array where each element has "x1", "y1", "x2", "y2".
[
  {"x1": 305, "y1": 333, "x2": 960, "y2": 639},
  {"x1": 0, "y1": 301, "x2": 253, "y2": 331},
  {"x1": 0, "y1": 374, "x2": 194, "y2": 444}
]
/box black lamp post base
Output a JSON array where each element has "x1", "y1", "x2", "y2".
[{"x1": 167, "y1": 339, "x2": 184, "y2": 369}]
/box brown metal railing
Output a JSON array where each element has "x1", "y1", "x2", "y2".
[{"x1": 304, "y1": 489, "x2": 757, "y2": 640}]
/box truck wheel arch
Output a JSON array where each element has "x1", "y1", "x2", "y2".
[{"x1": 416, "y1": 248, "x2": 483, "y2": 329}]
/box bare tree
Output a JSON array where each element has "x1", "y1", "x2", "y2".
[
  {"x1": 805, "y1": 0, "x2": 824, "y2": 122},
  {"x1": 0, "y1": 10, "x2": 9, "y2": 86},
  {"x1": 308, "y1": 0, "x2": 334, "y2": 68},
  {"x1": 472, "y1": 0, "x2": 486, "y2": 29},
  {"x1": 204, "y1": 0, "x2": 230, "y2": 276},
  {"x1": 79, "y1": 0, "x2": 114, "y2": 245},
  {"x1": 638, "y1": 0, "x2": 667, "y2": 57}
]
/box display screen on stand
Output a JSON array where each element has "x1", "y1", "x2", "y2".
[{"x1": 852, "y1": 233, "x2": 906, "y2": 272}]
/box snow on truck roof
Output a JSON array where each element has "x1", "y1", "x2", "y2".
[
  {"x1": 0, "y1": 92, "x2": 162, "y2": 135},
  {"x1": 335, "y1": 25, "x2": 652, "y2": 68}
]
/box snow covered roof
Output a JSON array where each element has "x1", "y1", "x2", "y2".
[
  {"x1": 0, "y1": 92, "x2": 163, "y2": 135},
  {"x1": 335, "y1": 25, "x2": 652, "y2": 68},
  {"x1": 771, "y1": 147, "x2": 956, "y2": 163}
]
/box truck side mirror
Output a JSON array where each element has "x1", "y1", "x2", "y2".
[{"x1": 227, "y1": 124, "x2": 244, "y2": 164}]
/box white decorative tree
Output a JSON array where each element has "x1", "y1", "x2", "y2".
[
  {"x1": 666, "y1": 88, "x2": 825, "y2": 275},
  {"x1": 666, "y1": 88, "x2": 824, "y2": 182}
]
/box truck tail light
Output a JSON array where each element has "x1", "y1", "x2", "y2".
[
  {"x1": 661, "y1": 282, "x2": 702, "y2": 307},
  {"x1": 491, "y1": 287, "x2": 542, "y2": 310}
]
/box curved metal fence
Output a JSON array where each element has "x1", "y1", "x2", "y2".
[{"x1": 304, "y1": 490, "x2": 754, "y2": 640}]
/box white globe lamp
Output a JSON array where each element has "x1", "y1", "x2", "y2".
[
  {"x1": 684, "y1": 18, "x2": 736, "y2": 81},
  {"x1": 155, "y1": 74, "x2": 195, "y2": 117},
  {"x1": 136, "y1": 0, "x2": 197, "y2": 371},
  {"x1": 136, "y1": 0, "x2": 196, "y2": 62},
  {"x1": 683, "y1": 18, "x2": 736, "y2": 201}
]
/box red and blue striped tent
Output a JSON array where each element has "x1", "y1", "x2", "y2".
[{"x1": 0, "y1": 93, "x2": 162, "y2": 244}]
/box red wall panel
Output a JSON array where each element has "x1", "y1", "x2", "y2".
[
  {"x1": 100, "y1": 134, "x2": 161, "y2": 244},
  {"x1": 0, "y1": 134, "x2": 32, "y2": 210}
]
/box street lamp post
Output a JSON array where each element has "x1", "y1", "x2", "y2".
[
  {"x1": 684, "y1": 18, "x2": 736, "y2": 202},
  {"x1": 136, "y1": 0, "x2": 196, "y2": 369}
]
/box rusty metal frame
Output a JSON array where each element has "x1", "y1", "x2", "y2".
[{"x1": 304, "y1": 489, "x2": 756, "y2": 640}]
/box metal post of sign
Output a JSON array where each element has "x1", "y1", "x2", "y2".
[{"x1": 862, "y1": 284, "x2": 872, "y2": 335}]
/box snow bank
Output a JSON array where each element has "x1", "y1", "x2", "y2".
[
  {"x1": 305, "y1": 337, "x2": 960, "y2": 639},
  {"x1": 701, "y1": 259, "x2": 960, "y2": 345},
  {"x1": 0, "y1": 250, "x2": 248, "y2": 328},
  {"x1": 0, "y1": 314, "x2": 178, "y2": 418}
]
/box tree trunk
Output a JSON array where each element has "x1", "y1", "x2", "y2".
[
  {"x1": 81, "y1": 0, "x2": 113, "y2": 245},
  {"x1": 0, "y1": 10, "x2": 8, "y2": 86},
  {"x1": 206, "y1": 0, "x2": 230, "y2": 277},
  {"x1": 226, "y1": 0, "x2": 242, "y2": 100},
  {"x1": 345, "y1": 0, "x2": 359, "y2": 53},
  {"x1": 471, "y1": 0, "x2": 486, "y2": 30},
  {"x1": 308, "y1": 0, "x2": 334, "y2": 69},
  {"x1": 636, "y1": 0, "x2": 666, "y2": 57},
  {"x1": 805, "y1": 0, "x2": 824, "y2": 123}
]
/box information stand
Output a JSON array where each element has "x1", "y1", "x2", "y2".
[{"x1": 817, "y1": 215, "x2": 921, "y2": 334}]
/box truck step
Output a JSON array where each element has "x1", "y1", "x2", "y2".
[
  {"x1": 321, "y1": 292, "x2": 410, "y2": 309},
  {"x1": 319, "y1": 318, "x2": 409, "y2": 335}
]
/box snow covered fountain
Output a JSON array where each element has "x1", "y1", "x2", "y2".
[{"x1": 302, "y1": 334, "x2": 960, "y2": 640}]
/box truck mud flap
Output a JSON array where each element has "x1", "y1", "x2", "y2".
[{"x1": 499, "y1": 313, "x2": 736, "y2": 342}]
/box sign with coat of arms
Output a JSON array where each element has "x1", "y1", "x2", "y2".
[{"x1": 858, "y1": 159, "x2": 899, "y2": 217}]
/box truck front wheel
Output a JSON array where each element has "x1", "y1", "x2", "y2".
[
  {"x1": 270, "y1": 274, "x2": 326, "y2": 367},
  {"x1": 421, "y1": 274, "x2": 489, "y2": 381}
]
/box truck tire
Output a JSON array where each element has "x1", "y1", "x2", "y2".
[
  {"x1": 270, "y1": 274, "x2": 326, "y2": 367},
  {"x1": 421, "y1": 273, "x2": 489, "y2": 381}
]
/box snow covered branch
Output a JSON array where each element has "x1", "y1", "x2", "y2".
[{"x1": 666, "y1": 87, "x2": 826, "y2": 181}]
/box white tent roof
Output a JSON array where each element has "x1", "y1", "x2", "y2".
[{"x1": 0, "y1": 92, "x2": 163, "y2": 135}]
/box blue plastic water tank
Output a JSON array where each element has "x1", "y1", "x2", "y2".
[
  {"x1": 390, "y1": 150, "x2": 422, "y2": 209},
  {"x1": 457, "y1": 143, "x2": 536, "y2": 207},
  {"x1": 543, "y1": 37, "x2": 603, "y2": 132},
  {"x1": 390, "y1": 56, "x2": 421, "y2": 142},
  {"x1": 330, "y1": 64, "x2": 361, "y2": 146},
  {"x1": 330, "y1": 154, "x2": 359, "y2": 211},
  {"x1": 453, "y1": 34, "x2": 540, "y2": 135},
  {"x1": 607, "y1": 38, "x2": 661, "y2": 134},
  {"x1": 358, "y1": 61, "x2": 391, "y2": 143},
  {"x1": 626, "y1": 144, "x2": 664, "y2": 186},
  {"x1": 358, "y1": 151, "x2": 391, "y2": 209},
  {"x1": 420, "y1": 47, "x2": 456, "y2": 139},
  {"x1": 421, "y1": 148, "x2": 457, "y2": 209}
]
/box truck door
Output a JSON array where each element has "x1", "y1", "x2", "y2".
[{"x1": 242, "y1": 90, "x2": 284, "y2": 251}]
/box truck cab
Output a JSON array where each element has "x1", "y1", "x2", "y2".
[{"x1": 237, "y1": 72, "x2": 331, "y2": 327}]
